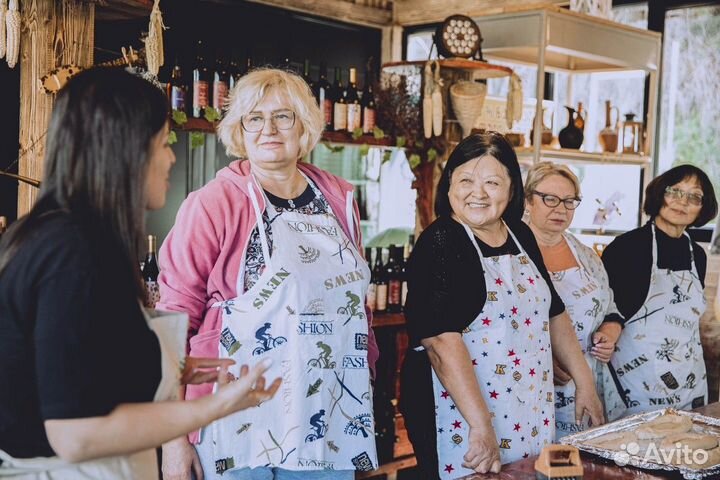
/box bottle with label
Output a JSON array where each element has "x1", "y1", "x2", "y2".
[
  {"x1": 386, "y1": 245, "x2": 402, "y2": 313},
  {"x1": 192, "y1": 41, "x2": 210, "y2": 118},
  {"x1": 373, "y1": 246, "x2": 387, "y2": 313},
  {"x1": 365, "y1": 247, "x2": 376, "y2": 311},
  {"x1": 315, "y1": 62, "x2": 332, "y2": 130},
  {"x1": 346, "y1": 67, "x2": 361, "y2": 132},
  {"x1": 212, "y1": 54, "x2": 229, "y2": 112},
  {"x1": 142, "y1": 235, "x2": 160, "y2": 309},
  {"x1": 361, "y1": 67, "x2": 376, "y2": 134},
  {"x1": 332, "y1": 67, "x2": 347, "y2": 132},
  {"x1": 167, "y1": 55, "x2": 186, "y2": 112}
]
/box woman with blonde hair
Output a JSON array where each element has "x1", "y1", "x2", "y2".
[
  {"x1": 523, "y1": 161, "x2": 624, "y2": 437},
  {"x1": 159, "y1": 68, "x2": 378, "y2": 480}
]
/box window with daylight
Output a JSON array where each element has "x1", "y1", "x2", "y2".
[{"x1": 657, "y1": 5, "x2": 720, "y2": 202}]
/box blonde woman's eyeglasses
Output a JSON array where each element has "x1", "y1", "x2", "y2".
[{"x1": 241, "y1": 110, "x2": 295, "y2": 133}]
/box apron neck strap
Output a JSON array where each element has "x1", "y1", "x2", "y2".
[
  {"x1": 461, "y1": 219, "x2": 525, "y2": 259},
  {"x1": 246, "y1": 178, "x2": 273, "y2": 289},
  {"x1": 651, "y1": 222, "x2": 698, "y2": 274},
  {"x1": 345, "y1": 191, "x2": 356, "y2": 247}
]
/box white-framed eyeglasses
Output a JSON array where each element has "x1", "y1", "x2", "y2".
[
  {"x1": 241, "y1": 110, "x2": 296, "y2": 133},
  {"x1": 532, "y1": 191, "x2": 582, "y2": 210},
  {"x1": 664, "y1": 186, "x2": 703, "y2": 206}
]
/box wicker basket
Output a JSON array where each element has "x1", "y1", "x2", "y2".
[{"x1": 450, "y1": 80, "x2": 487, "y2": 137}]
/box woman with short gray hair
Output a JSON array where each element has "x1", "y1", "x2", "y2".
[{"x1": 524, "y1": 161, "x2": 624, "y2": 438}]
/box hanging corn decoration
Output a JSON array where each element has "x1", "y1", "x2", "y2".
[
  {"x1": 422, "y1": 61, "x2": 433, "y2": 139},
  {"x1": 5, "y1": 0, "x2": 19, "y2": 68},
  {"x1": 431, "y1": 60, "x2": 443, "y2": 137},
  {"x1": 505, "y1": 73, "x2": 523, "y2": 130},
  {"x1": 0, "y1": 0, "x2": 7, "y2": 59},
  {"x1": 145, "y1": 0, "x2": 165, "y2": 76}
]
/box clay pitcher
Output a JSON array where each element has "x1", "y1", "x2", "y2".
[
  {"x1": 598, "y1": 100, "x2": 619, "y2": 153},
  {"x1": 558, "y1": 106, "x2": 584, "y2": 149},
  {"x1": 530, "y1": 107, "x2": 553, "y2": 146}
]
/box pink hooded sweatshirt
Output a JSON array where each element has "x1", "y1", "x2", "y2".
[{"x1": 157, "y1": 160, "x2": 378, "y2": 443}]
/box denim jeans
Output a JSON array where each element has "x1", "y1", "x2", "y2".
[{"x1": 195, "y1": 436, "x2": 354, "y2": 480}]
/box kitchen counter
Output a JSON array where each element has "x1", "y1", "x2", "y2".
[{"x1": 462, "y1": 403, "x2": 720, "y2": 480}]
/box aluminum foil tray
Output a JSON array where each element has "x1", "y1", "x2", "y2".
[{"x1": 560, "y1": 408, "x2": 720, "y2": 479}]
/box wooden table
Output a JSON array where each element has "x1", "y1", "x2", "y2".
[{"x1": 458, "y1": 403, "x2": 720, "y2": 480}]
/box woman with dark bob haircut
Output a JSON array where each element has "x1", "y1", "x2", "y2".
[
  {"x1": 0, "y1": 68, "x2": 279, "y2": 479},
  {"x1": 601, "y1": 164, "x2": 718, "y2": 421},
  {"x1": 399, "y1": 132, "x2": 604, "y2": 478}
]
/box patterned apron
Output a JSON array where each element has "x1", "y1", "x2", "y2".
[
  {"x1": 208, "y1": 175, "x2": 377, "y2": 474},
  {"x1": 431, "y1": 223, "x2": 554, "y2": 479},
  {"x1": 547, "y1": 236, "x2": 608, "y2": 439},
  {"x1": 605, "y1": 224, "x2": 707, "y2": 421}
]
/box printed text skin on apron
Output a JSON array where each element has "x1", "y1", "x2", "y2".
[
  {"x1": 606, "y1": 224, "x2": 707, "y2": 421},
  {"x1": 547, "y1": 236, "x2": 608, "y2": 439},
  {"x1": 209, "y1": 175, "x2": 377, "y2": 475},
  {"x1": 431, "y1": 223, "x2": 555, "y2": 479}
]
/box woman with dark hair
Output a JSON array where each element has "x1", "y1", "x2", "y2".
[
  {"x1": 602, "y1": 164, "x2": 718, "y2": 420},
  {"x1": 399, "y1": 132, "x2": 604, "y2": 479},
  {"x1": 0, "y1": 68, "x2": 279, "y2": 479}
]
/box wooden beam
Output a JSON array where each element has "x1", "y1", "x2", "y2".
[
  {"x1": 395, "y1": 0, "x2": 567, "y2": 26},
  {"x1": 18, "y1": 0, "x2": 95, "y2": 216},
  {"x1": 244, "y1": 0, "x2": 393, "y2": 27},
  {"x1": 95, "y1": 0, "x2": 152, "y2": 21}
]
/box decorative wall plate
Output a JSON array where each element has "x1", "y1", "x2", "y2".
[{"x1": 435, "y1": 15, "x2": 483, "y2": 59}]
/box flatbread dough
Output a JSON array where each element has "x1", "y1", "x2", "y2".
[
  {"x1": 635, "y1": 414, "x2": 693, "y2": 440},
  {"x1": 660, "y1": 432, "x2": 719, "y2": 451},
  {"x1": 587, "y1": 430, "x2": 638, "y2": 450}
]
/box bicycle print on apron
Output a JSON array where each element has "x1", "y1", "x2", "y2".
[{"x1": 209, "y1": 174, "x2": 377, "y2": 474}]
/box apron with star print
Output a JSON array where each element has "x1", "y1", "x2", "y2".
[
  {"x1": 605, "y1": 223, "x2": 707, "y2": 421},
  {"x1": 207, "y1": 174, "x2": 377, "y2": 474},
  {"x1": 431, "y1": 222, "x2": 555, "y2": 479},
  {"x1": 547, "y1": 236, "x2": 609, "y2": 439}
]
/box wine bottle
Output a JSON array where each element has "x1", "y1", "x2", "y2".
[
  {"x1": 167, "y1": 55, "x2": 186, "y2": 113},
  {"x1": 362, "y1": 67, "x2": 376, "y2": 134},
  {"x1": 374, "y1": 246, "x2": 387, "y2": 313},
  {"x1": 192, "y1": 40, "x2": 210, "y2": 118},
  {"x1": 228, "y1": 50, "x2": 240, "y2": 91},
  {"x1": 332, "y1": 67, "x2": 347, "y2": 132},
  {"x1": 244, "y1": 51, "x2": 254, "y2": 76},
  {"x1": 302, "y1": 59, "x2": 314, "y2": 89},
  {"x1": 401, "y1": 243, "x2": 409, "y2": 309},
  {"x1": 346, "y1": 67, "x2": 361, "y2": 132},
  {"x1": 315, "y1": 62, "x2": 332, "y2": 130},
  {"x1": 212, "y1": 54, "x2": 229, "y2": 112},
  {"x1": 365, "y1": 247, "x2": 376, "y2": 311},
  {"x1": 142, "y1": 235, "x2": 160, "y2": 309},
  {"x1": 386, "y1": 245, "x2": 402, "y2": 313},
  {"x1": 356, "y1": 185, "x2": 367, "y2": 221}
]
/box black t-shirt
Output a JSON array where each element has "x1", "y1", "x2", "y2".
[
  {"x1": 398, "y1": 215, "x2": 565, "y2": 478},
  {"x1": 602, "y1": 222, "x2": 707, "y2": 324},
  {"x1": 0, "y1": 208, "x2": 161, "y2": 458}
]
